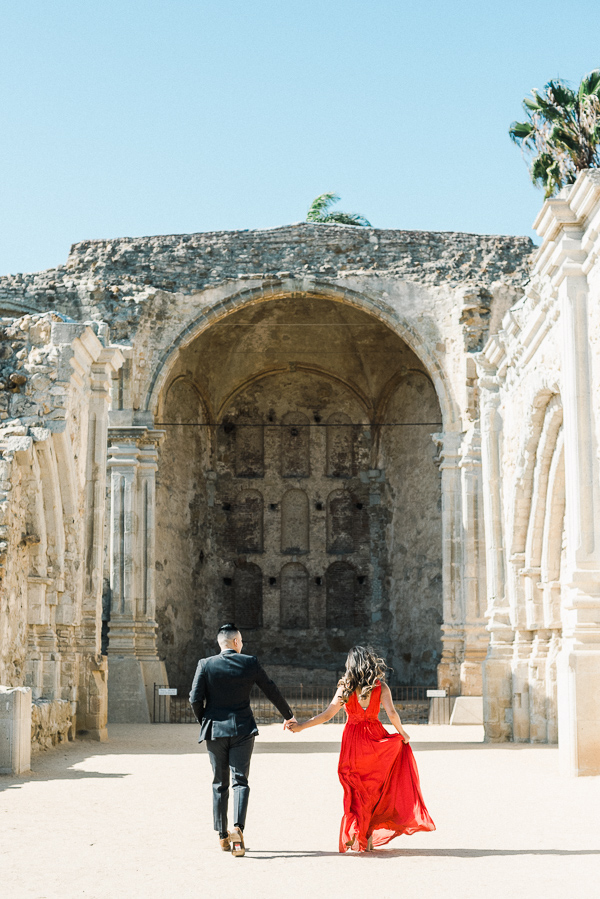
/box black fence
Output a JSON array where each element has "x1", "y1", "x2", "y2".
[{"x1": 153, "y1": 683, "x2": 437, "y2": 725}]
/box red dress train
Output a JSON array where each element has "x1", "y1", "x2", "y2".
[{"x1": 338, "y1": 682, "x2": 435, "y2": 852}]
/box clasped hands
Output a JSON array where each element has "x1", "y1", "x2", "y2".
[{"x1": 283, "y1": 716, "x2": 302, "y2": 733}]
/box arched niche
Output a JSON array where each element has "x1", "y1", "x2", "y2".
[
  {"x1": 281, "y1": 488, "x2": 309, "y2": 554},
  {"x1": 281, "y1": 411, "x2": 310, "y2": 478},
  {"x1": 325, "y1": 561, "x2": 356, "y2": 627},
  {"x1": 233, "y1": 562, "x2": 263, "y2": 629},
  {"x1": 235, "y1": 415, "x2": 264, "y2": 478},
  {"x1": 327, "y1": 489, "x2": 356, "y2": 554},
  {"x1": 326, "y1": 412, "x2": 354, "y2": 478},
  {"x1": 233, "y1": 489, "x2": 264, "y2": 554},
  {"x1": 280, "y1": 562, "x2": 309, "y2": 628}
]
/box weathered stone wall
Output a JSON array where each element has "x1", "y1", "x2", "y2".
[
  {"x1": 479, "y1": 290, "x2": 564, "y2": 744},
  {"x1": 151, "y1": 291, "x2": 446, "y2": 690},
  {"x1": 478, "y1": 172, "x2": 600, "y2": 766},
  {"x1": 0, "y1": 313, "x2": 123, "y2": 741},
  {"x1": 0, "y1": 222, "x2": 537, "y2": 725},
  {"x1": 31, "y1": 698, "x2": 72, "y2": 751},
  {"x1": 0, "y1": 225, "x2": 534, "y2": 325}
]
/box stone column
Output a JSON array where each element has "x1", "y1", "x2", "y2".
[
  {"x1": 459, "y1": 427, "x2": 488, "y2": 695},
  {"x1": 135, "y1": 442, "x2": 168, "y2": 716},
  {"x1": 78, "y1": 350, "x2": 122, "y2": 740},
  {"x1": 557, "y1": 267, "x2": 600, "y2": 775},
  {"x1": 434, "y1": 431, "x2": 464, "y2": 695},
  {"x1": 479, "y1": 379, "x2": 514, "y2": 741},
  {"x1": 106, "y1": 427, "x2": 167, "y2": 723}
]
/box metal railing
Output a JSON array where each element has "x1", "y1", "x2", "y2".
[{"x1": 153, "y1": 683, "x2": 440, "y2": 725}]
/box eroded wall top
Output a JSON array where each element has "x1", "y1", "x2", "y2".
[{"x1": 0, "y1": 224, "x2": 535, "y2": 336}]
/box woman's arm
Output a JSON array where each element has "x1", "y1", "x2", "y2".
[
  {"x1": 288, "y1": 689, "x2": 344, "y2": 732},
  {"x1": 380, "y1": 683, "x2": 410, "y2": 742}
]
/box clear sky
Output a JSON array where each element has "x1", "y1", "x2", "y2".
[{"x1": 1, "y1": 0, "x2": 599, "y2": 276}]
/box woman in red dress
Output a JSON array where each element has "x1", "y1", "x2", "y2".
[{"x1": 288, "y1": 646, "x2": 435, "y2": 852}]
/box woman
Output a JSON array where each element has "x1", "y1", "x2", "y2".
[{"x1": 288, "y1": 646, "x2": 435, "y2": 852}]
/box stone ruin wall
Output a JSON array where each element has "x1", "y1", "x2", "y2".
[
  {"x1": 0, "y1": 313, "x2": 122, "y2": 746},
  {"x1": 0, "y1": 223, "x2": 536, "y2": 728}
]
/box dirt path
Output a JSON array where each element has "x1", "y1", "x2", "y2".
[{"x1": 1, "y1": 723, "x2": 598, "y2": 899}]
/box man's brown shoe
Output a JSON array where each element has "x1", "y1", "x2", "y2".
[
  {"x1": 230, "y1": 827, "x2": 245, "y2": 857},
  {"x1": 219, "y1": 836, "x2": 231, "y2": 851}
]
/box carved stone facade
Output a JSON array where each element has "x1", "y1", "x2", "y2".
[
  {"x1": 6, "y1": 209, "x2": 599, "y2": 775},
  {"x1": 0, "y1": 314, "x2": 124, "y2": 743},
  {"x1": 478, "y1": 170, "x2": 600, "y2": 775}
]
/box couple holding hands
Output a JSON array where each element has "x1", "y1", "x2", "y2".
[{"x1": 189, "y1": 623, "x2": 435, "y2": 857}]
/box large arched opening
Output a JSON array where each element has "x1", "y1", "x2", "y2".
[{"x1": 152, "y1": 294, "x2": 445, "y2": 690}]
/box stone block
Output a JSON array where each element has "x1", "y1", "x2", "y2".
[
  {"x1": 107, "y1": 656, "x2": 151, "y2": 723},
  {"x1": 0, "y1": 686, "x2": 32, "y2": 775},
  {"x1": 450, "y1": 695, "x2": 483, "y2": 725}
]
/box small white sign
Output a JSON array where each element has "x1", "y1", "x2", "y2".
[
  {"x1": 158, "y1": 687, "x2": 178, "y2": 696},
  {"x1": 427, "y1": 689, "x2": 447, "y2": 698}
]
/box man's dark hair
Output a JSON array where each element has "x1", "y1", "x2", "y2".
[{"x1": 217, "y1": 623, "x2": 240, "y2": 644}]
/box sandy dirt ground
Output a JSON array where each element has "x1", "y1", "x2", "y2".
[{"x1": 1, "y1": 722, "x2": 599, "y2": 899}]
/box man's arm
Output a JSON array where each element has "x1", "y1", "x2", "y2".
[
  {"x1": 254, "y1": 661, "x2": 294, "y2": 720},
  {"x1": 189, "y1": 660, "x2": 206, "y2": 724}
]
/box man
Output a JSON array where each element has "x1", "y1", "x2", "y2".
[{"x1": 189, "y1": 623, "x2": 297, "y2": 856}]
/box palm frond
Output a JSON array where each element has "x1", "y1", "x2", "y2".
[
  {"x1": 580, "y1": 69, "x2": 600, "y2": 99},
  {"x1": 546, "y1": 80, "x2": 576, "y2": 110},
  {"x1": 322, "y1": 212, "x2": 372, "y2": 227},
  {"x1": 509, "y1": 120, "x2": 534, "y2": 143},
  {"x1": 306, "y1": 193, "x2": 370, "y2": 226},
  {"x1": 510, "y1": 68, "x2": 600, "y2": 198},
  {"x1": 306, "y1": 192, "x2": 340, "y2": 221}
]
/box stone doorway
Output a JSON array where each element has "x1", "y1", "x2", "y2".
[{"x1": 154, "y1": 296, "x2": 443, "y2": 692}]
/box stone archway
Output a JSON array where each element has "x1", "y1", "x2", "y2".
[{"x1": 152, "y1": 293, "x2": 446, "y2": 691}]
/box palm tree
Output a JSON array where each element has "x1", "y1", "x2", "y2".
[
  {"x1": 306, "y1": 192, "x2": 371, "y2": 226},
  {"x1": 510, "y1": 69, "x2": 600, "y2": 198}
]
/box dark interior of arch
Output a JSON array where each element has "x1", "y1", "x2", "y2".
[{"x1": 154, "y1": 296, "x2": 443, "y2": 690}]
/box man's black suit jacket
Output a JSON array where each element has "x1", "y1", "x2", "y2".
[{"x1": 189, "y1": 650, "x2": 294, "y2": 742}]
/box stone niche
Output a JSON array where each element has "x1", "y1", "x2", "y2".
[{"x1": 154, "y1": 296, "x2": 443, "y2": 690}]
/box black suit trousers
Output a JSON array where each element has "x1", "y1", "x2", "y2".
[{"x1": 206, "y1": 733, "x2": 255, "y2": 833}]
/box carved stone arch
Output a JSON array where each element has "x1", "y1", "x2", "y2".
[
  {"x1": 17, "y1": 444, "x2": 55, "y2": 700},
  {"x1": 507, "y1": 390, "x2": 561, "y2": 625},
  {"x1": 281, "y1": 489, "x2": 309, "y2": 554},
  {"x1": 523, "y1": 397, "x2": 563, "y2": 628},
  {"x1": 525, "y1": 399, "x2": 563, "y2": 567},
  {"x1": 325, "y1": 561, "x2": 356, "y2": 627},
  {"x1": 35, "y1": 439, "x2": 65, "y2": 592},
  {"x1": 540, "y1": 433, "x2": 565, "y2": 629},
  {"x1": 144, "y1": 281, "x2": 460, "y2": 433},
  {"x1": 509, "y1": 386, "x2": 561, "y2": 557},
  {"x1": 280, "y1": 562, "x2": 309, "y2": 628},
  {"x1": 160, "y1": 375, "x2": 212, "y2": 425},
  {"x1": 327, "y1": 489, "x2": 355, "y2": 554},
  {"x1": 522, "y1": 398, "x2": 563, "y2": 628},
  {"x1": 326, "y1": 412, "x2": 354, "y2": 478},
  {"x1": 217, "y1": 365, "x2": 371, "y2": 422},
  {"x1": 233, "y1": 561, "x2": 263, "y2": 629},
  {"x1": 233, "y1": 489, "x2": 263, "y2": 554},
  {"x1": 375, "y1": 368, "x2": 439, "y2": 422},
  {"x1": 281, "y1": 411, "x2": 310, "y2": 478}
]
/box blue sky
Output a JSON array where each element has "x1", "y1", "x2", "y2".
[{"x1": 1, "y1": 1, "x2": 599, "y2": 275}]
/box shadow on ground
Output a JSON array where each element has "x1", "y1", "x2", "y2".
[{"x1": 246, "y1": 848, "x2": 600, "y2": 859}]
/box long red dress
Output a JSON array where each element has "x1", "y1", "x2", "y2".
[{"x1": 338, "y1": 681, "x2": 435, "y2": 852}]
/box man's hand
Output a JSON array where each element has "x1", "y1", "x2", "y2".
[{"x1": 284, "y1": 716, "x2": 298, "y2": 731}]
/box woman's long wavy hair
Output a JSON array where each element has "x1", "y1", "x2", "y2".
[{"x1": 337, "y1": 646, "x2": 389, "y2": 704}]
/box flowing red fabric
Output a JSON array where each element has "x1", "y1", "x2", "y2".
[{"x1": 338, "y1": 681, "x2": 435, "y2": 852}]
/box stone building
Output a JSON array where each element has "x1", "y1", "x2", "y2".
[{"x1": 1, "y1": 170, "x2": 600, "y2": 775}]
